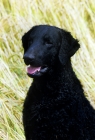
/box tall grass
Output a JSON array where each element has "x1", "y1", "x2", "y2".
[{"x1": 0, "y1": 0, "x2": 95, "y2": 139}]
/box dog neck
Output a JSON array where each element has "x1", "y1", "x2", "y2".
[{"x1": 32, "y1": 60, "x2": 76, "y2": 92}]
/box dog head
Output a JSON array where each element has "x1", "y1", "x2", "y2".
[{"x1": 22, "y1": 25, "x2": 80, "y2": 78}]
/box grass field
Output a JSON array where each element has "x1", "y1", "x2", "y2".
[{"x1": 0, "y1": 0, "x2": 95, "y2": 139}]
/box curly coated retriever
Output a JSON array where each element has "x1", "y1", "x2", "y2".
[{"x1": 22, "y1": 25, "x2": 95, "y2": 140}]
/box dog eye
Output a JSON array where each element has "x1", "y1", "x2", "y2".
[
  {"x1": 44, "y1": 39, "x2": 53, "y2": 45},
  {"x1": 28, "y1": 39, "x2": 33, "y2": 46}
]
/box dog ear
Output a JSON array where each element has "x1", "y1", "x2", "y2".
[
  {"x1": 22, "y1": 29, "x2": 32, "y2": 51},
  {"x1": 58, "y1": 30, "x2": 80, "y2": 65}
]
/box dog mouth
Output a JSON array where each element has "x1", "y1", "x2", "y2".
[{"x1": 26, "y1": 65, "x2": 48, "y2": 77}]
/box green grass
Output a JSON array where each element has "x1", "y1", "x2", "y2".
[{"x1": 0, "y1": 0, "x2": 95, "y2": 139}]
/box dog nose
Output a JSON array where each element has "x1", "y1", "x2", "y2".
[{"x1": 23, "y1": 53, "x2": 35, "y2": 64}]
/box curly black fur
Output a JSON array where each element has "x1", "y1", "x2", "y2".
[{"x1": 22, "y1": 25, "x2": 95, "y2": 140}]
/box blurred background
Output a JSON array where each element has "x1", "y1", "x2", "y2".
[{"x1": 0, "y1": 0, "x2": 95, "y2": 139}]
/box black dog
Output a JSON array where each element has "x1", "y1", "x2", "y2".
[{"x1": 22, "y1": 25, "x2": 95, "y2": 140}]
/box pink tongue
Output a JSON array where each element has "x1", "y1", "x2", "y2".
[{"x1": 27, "y1": 65, "x2": 41, "y2": 74}]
